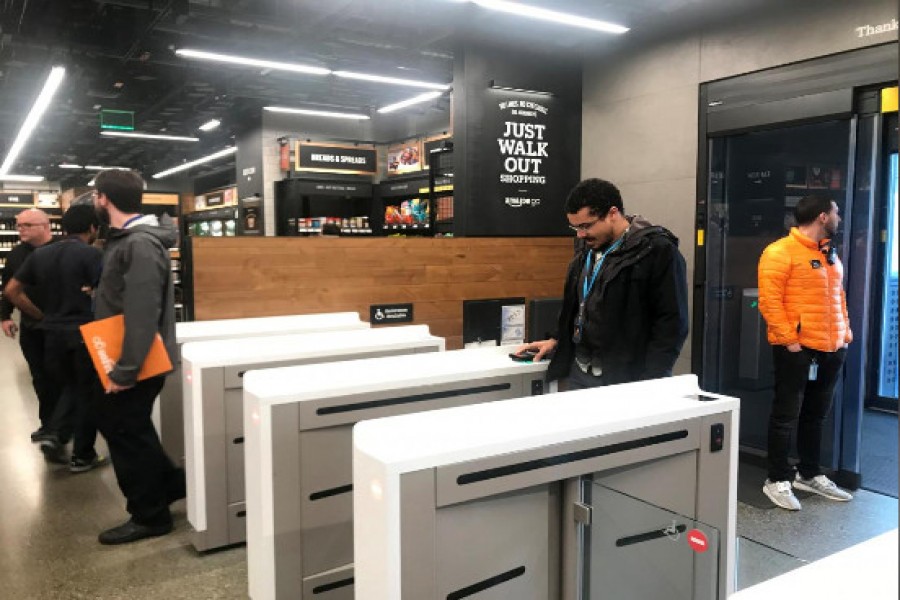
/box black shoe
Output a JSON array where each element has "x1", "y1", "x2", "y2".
[
  {"x1": 98, "y1": 520, "x2": 173, "y2": 545},
  {"x1": 39, "y1": 437, "x2": 68, "y2": 465},
  {"x1": 30, "y1": 428, "x2": 53, "y2": 443},
  {"x1": 69, "y1": 454, "x2": 108, "y2": 474}
]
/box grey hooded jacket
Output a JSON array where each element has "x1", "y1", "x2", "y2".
[{"x1": 94, "y1": 214, "x2": 177, "y2": 386}]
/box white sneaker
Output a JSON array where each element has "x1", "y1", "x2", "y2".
[
  {"x1": 763, "y1": 479, "x2": 802, "y2": 511},
  {"x1": 793, "y1": 474, "x2": 853, "y2": 502}
]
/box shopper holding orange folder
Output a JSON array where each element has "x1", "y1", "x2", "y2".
[{"x1": 90, "y1": 169, "x2": 183, "y2": 545}]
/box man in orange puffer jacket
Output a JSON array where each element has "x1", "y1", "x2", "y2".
[{"x1": 758, "y1": 194, "x2": 854, "y2": 511}]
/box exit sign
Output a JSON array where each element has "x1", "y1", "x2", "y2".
[{"x1": 100, "y1": 109, "x2": 134, "y2": 131}]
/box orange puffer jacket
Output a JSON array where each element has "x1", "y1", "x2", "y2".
[{"x1": 758, "y1": 228, "x2": 852, "y2": 352}]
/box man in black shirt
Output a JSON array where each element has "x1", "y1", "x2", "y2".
[
  {"x1": 6, "y1": 205, "x2": 105, "y2": 470},
  {"x1": 0, "y1": 208, "x2": 58, "y2": 442}
]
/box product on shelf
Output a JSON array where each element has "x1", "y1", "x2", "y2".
[{"x1": 384, "y1": 198, "x2": 430, "y2": 229}]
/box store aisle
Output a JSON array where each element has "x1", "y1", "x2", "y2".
[{"x1": 0, "y1": 339, "x2": 246, "y2": 600}]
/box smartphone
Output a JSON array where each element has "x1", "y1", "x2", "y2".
[{"x1": 509, "y1": 349, "x2": 539, "y2": 362}]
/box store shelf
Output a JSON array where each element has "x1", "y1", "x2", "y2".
[{"x1": 383, "y1": 223, "x2": 431, "y2": 231}]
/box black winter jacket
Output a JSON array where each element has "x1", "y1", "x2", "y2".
[{"x1": 547, "y1": 216, "x2": 689, "y2": 384}]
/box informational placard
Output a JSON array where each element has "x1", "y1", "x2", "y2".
[
  {"x1": 380, "y1": 177, "x2": 429, "y2": 198},
  {"x1": 387, "y1": 140, "x2": 422, "y2": 176},
  {"x1": 142, "y1": 193, "x2": 179, "y2": 206},
  {"x1": 461, "y1": 86, "x2": 575, "y2": 236},
  {"x1": 0, "y1": 192, "x2": 34, "y2": 206},
  {"x1": 239, "y1": 195, "x2": 264, "y2": 236},
  {"x1": 36, "y1": 192, "x2": 59, "y2": 208},
  {"x1": 494, "y1": 98, "x2": 552, "y2": 210},
  {"x1": 295, "y1": 142, "x2": 377, "y2": 175},
  {"x1": 500, "y1": 303, "x2": 526, "y2": 345},
  {"x1": 100, "y1": 109, "x2": 134, "y2": 131},
  {"x1": 369, "y1": 303, "x2": 413, "y2": 325}
]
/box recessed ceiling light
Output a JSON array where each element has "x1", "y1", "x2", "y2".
[
  {"x1": 100, "y1": 131, "x2": 200, "y2": 142},
  {"x1": 59, "y1": 163, "x2": 84, "y2": 169},
  {"x1": 263, "y1": 106, "x2": 370, "y2": 120},
  {"x1": 333, "y1": 70, "x2": 450, "y2": 90},
  {"x1": 113, "y1": 81, "x2": 125, "y2": 89},
  {"x1": 198, "y1": 119, "x2": 221, "y2": 131},
  {"x1": 377, "y1": 91, "x2": 443, "y2": 114},
  {"x1": 152, "y1": 146, "x2": 237, "y2": 179},
  {"x1": 175, "y1": 48, "x2": 331, "y2": 76},
  {"x1": 468, "y1": 0, "x2": 628, "y2": 34}
]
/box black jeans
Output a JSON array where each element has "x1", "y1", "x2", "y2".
[
  {"x1": 44, "y1": 329, "x2": 99, "y2": 460},
  {"x1": 94, "y1": 376, "x2": 185, "y2": 527},
  {"x1": 19, "y1": 325, "x2": 60, "y2": 430},
  {"x1": 767, "y1": 345, "x2": 846, "y2": 482}
]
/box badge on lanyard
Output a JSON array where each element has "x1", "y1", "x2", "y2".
[
  {"x1": 572, "y1": 234, "x2": 626, "y2": 344},
  {"x1": 573, "y1": 301, "x2": 586, "y2": 344}
]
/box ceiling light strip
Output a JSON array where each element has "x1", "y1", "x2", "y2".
[
  {"x1": 333, "y1": 70, "x2": 450, "y2": 90},
  {"x1": 469, "y1": 0, "x2": 629, "y2": 34},
  {"x1": 198, "y1": 119, "x2": 221, "y2": 131},
  {"x1": 176, "y1": 48, "x2": 450, "y2": 90},
  {"x1": 263, "y1": 106, "x2": 370, "y2": 120},
  {"x1": 0, "y1": 174, "x2": 44, "y2": 182},
  {"x1": 377, "y1": 91, "x2": 443, "y2": 114},
  {"x1": 101, "y1": 131, "x2": 199, "y2": 142},
  {"x1": 0, "y1": 66, "x2": 65, "y2": 175},
  {"x1": 176, "y1": 49, "x2": 331, "y2": 76},
  {"x1": 152, "y1": 147, "x2": 237, "y2": 179}
]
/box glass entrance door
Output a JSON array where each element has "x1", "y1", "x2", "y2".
[
  {"x1": 871, "y1": 140, "x2": 898, "y2": 409},
  {"x1": 702, "y1": 119, "x2": 851, "y2": 456}
]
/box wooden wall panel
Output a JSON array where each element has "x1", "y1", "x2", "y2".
[{"x1": 191, "y1": 237, "x2": 573, "y2": 349}]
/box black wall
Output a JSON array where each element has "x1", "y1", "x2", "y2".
[{"x1": 453, "y1": 41, "x2": 581, "y2": 236}]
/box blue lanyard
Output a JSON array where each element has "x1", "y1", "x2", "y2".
[
  {"x1": 581, "y1": 234, "x2": 626, "y2": 302},
  {"x1": 122, "y1": 215, "x2": 142, "y2": 229}
]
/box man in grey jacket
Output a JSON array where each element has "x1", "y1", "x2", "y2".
[{"x1": 91, "y1": 169, "x2": 184, "y2": 545}]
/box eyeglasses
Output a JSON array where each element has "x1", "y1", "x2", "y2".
[
  {"x1": 15, "y1": 222, "x2": 48, "y2": 230},
  {"x1": 568, "y1": 219, "x2": 599, "y2": 233}
]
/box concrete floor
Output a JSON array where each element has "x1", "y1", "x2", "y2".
[{"x1": 0, "y1": 337, "x2": 895, "y2": 598}]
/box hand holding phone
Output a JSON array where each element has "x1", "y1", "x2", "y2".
[{"x1": 509, "y1": 349, "x2": 539, "y2": 362}]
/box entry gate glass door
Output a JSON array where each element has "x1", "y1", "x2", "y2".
[
  {"x1": 702, "y1": 119, "x2": 851, "y2": 454},
  {"x1": 582, "y1": 483, "x2": 720, "y2": 600}
]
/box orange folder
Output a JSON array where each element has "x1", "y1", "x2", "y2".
[{"x1": 80, "y1": 314, "x2": 173, "y2": 389}]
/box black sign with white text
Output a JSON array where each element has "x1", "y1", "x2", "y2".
[
  {"x1": 462, "y1": 88, "x2": 574, "y2": 236},
  {"x1": 0, "y1": 192, "x2": 32, "y2": 205},
  {"x1": 495, "y1": 99, "x2": 552, "y2": 210},
  {"x1": 369, "y1": 303, "x2": 414, "y2": 325},
  {"x1": 296, "y1": 143, "x2": 377, "y2": 174}
]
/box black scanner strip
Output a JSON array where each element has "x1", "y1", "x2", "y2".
[
  {"x1": 456, "y1": 430, "x2": 690, "y2": 485},
  {"x1": 309, "y1": 484, "x2": 353, "y2": 501},
  {"x1": 446, "y1": 566, "x2": 526, "y2": 600},
  {"x1": 312, "y1": 577, "x2": 354, "y2": 594},
  {"x1": 317, "y1": 384, "x2": 511, "y2": 415}
]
